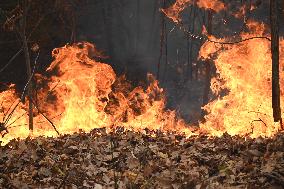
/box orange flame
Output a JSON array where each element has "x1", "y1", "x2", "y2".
[
  {"x1": 162, "y1": 0, "x2": 225, "y2": 23},
  {"x1": 1, "y1": 5, "x2": 283, "y2": 144},
  {"x1": 196, "y1": 0, "x2": 225, "y2": 12},
  {"x1": 199, "y1": 21, "x2": 283, "y2": 137},
  {"x1": 0, "y1": 42, "x2": 193, "y2": 145}
]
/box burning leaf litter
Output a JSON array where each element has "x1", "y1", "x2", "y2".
[
  {"x1": 0, "y1": 0, "x2": 283, "y2": 188},
  {"x1": 1, "y1": 31, "x2": 284, "y2": 145},
  {"x1": 0, "y1": 42, "x2": 193, "y2": 145},
  {"x1": 0, "y1": 129, "x2": 283, "y2": 188}
]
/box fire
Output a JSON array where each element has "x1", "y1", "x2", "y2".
[
  {"x1": 162, "y1": 0, "x2": 225, "y2": 23},
  {"x1": 163, "y1": 0, "x2": 283, "y2": 138},
  {"x1": 196, "y1": 0, "x2": 225, "y2": 12},
  {"x1": 1, "y1": 31, "x2": 283, "y2": 145},
  {"x1": 199, "y1": 21, "x2": 284, "y2": 137},
  {"x1": 1, "y1": 2, "x2": 283, "y2": 145},
  {"x1": 0, "y1": 42, "x2": 193, "y2": 145},
  {"x1": 43, "y1": 42, "x2": 116, "y2": 133}
]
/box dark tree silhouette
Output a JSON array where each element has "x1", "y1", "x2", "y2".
[
  {"x1": 20, "y1": 0, "x2": 33, "y2": 131},
  {"x1": 270, "y1": 0, "x2": 282, "y2": 126}
]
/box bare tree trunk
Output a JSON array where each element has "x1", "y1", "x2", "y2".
[
  {"x1": 148, "y1": 0, "x2": 159, "y2": 50},
  {"x1": 202, "y1": 10, "x2": 213, "y2": 118},
  {"x1": 20, "y1": 0, "x2": 33, "y2": 131},
  {"x1": 70, "y1": 12, "x2": 77, "y2": 43},
  {"x1": 203, "y1": 10, "x2": 213, "y2": 99},
  {"x1": 157, "y1": 0, "x2": 166, "y2": 80},
  {"x1": 134, "y1": 0, "x2": 140, "y2": 55},
  {"x1": 186, "y1": 5, "x2": 196, "y2": 82},
  {"x1": 102, "y1": 0, "x2": 114, "y2": 60},
  {"x1": 161, "y1": 22, "x2": 168, "y2": 84},
  {"x1": 270, "y1": 0, "x2": 282, "y2": 125}
]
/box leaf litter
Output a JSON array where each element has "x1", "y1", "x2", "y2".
[{"x1": 0, "y1": 128, "x2": 283, "y2": 189}]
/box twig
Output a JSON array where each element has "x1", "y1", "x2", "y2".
[
  {"x1": 248, "y1": 110, "x2": 268, "y2": 116},
  {"x1": 250, "y1": 118, "x2": 268, "y2": 135},
  {"x1": 31, "y1": 100, "x2": 60, "y2": 135},
  {"x1": 7, "y1": 112, "x2": 63, "y2": 129},
  {"x1": 174, "y1": 20, "x2": 271, "y2": 45},
  {"x1": 251, "y1": 118, "x2": 268, "y2": 128},
  {"x1": 45, "y1": 81, "x2": 60, "y2": 99},
  {"x1": 0, "y1": 48, "x2": 23, "y2": 74},
  {"x1": 21, "y1": 50, "x2": 40, "y2": 101}
]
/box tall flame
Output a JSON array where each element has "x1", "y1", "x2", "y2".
[
  {"x1": 0, "y1": 42, "x2": 192, "y2": 145},
  {"x1": 1, "y1": 2, "x2": 283, "y2": 145},
  {"x1": 199, "y1": 21, "x2": 283, "y2": 137}
]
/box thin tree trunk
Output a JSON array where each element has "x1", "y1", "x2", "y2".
[
  {"x1": 70, "y1": 12, "x2": 77, "y2": 43},
  {"x1": 270, "y1": 0, "x2": 282, "y2": 125},
  {"x1": 195, "y1": 62, "x2": 199, "y2": 80},
  {"x1": 161, "y1": 22, "x2": 168, "y2": 84},
  {"x1": 20, "y1": 0, "x2": 33, "y2": 131},
  {"x1": 135, "y1": 0, "x2": 140, "y2": 55},
  {"x1": 186, "y1": 5, "x2": 196, "y2": 82},
  {"x1": 148, "y1": 0, "x2": 159, "y2": 50},
  {"x1": 202, "y1": 10, "x2": 213, "y2": 118},
  {"x1": 157, "y1": 0, "x2": 166, "y2": 80},
  {"x1": 102, "y1": 0, "x2": 114, "y2": 60}
]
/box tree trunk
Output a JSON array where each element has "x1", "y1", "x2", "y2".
[
  {"x1": 202, "y1": 10, "x2": 213, "y2": 118},
  {"x1": 102, "y1": 0, "x2": 114, "y2": 61},
  {"x1": 157, "y1": 0, "x2": 166, "y2": 80},
  {"x1": 20, "y1": 0, "x2": 33, "y2": 131},
  {"x1": 270, "y1": 0, "x2": 282, "y2": 124},
  {"x1": 161, "y1": 22, "x2": 168, "y2": 84},
  {"x1": 186, "y1": 5, "x2": 196, "y2": 82},
  {"x1": 134, "y1": 0, "x2": 140, "y2": 55},
  {"x1": 148, "y1": 0, "x2": 159, "y2": 50}
]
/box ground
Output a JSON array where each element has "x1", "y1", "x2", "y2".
[{"x1": 0, "y1": 128, "x2": 283, "y2": 189}]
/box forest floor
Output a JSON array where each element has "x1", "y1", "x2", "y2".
[{"x1": 0, "y1": 128, "x2": 284, "y2": 189}]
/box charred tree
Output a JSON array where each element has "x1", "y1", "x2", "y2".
[
  {"x1": 270, "y1": 0, "x2": 282, "y2": 125},
  {"x1": 20, "y1": 0, "x2": 33, "y2": 131}
]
